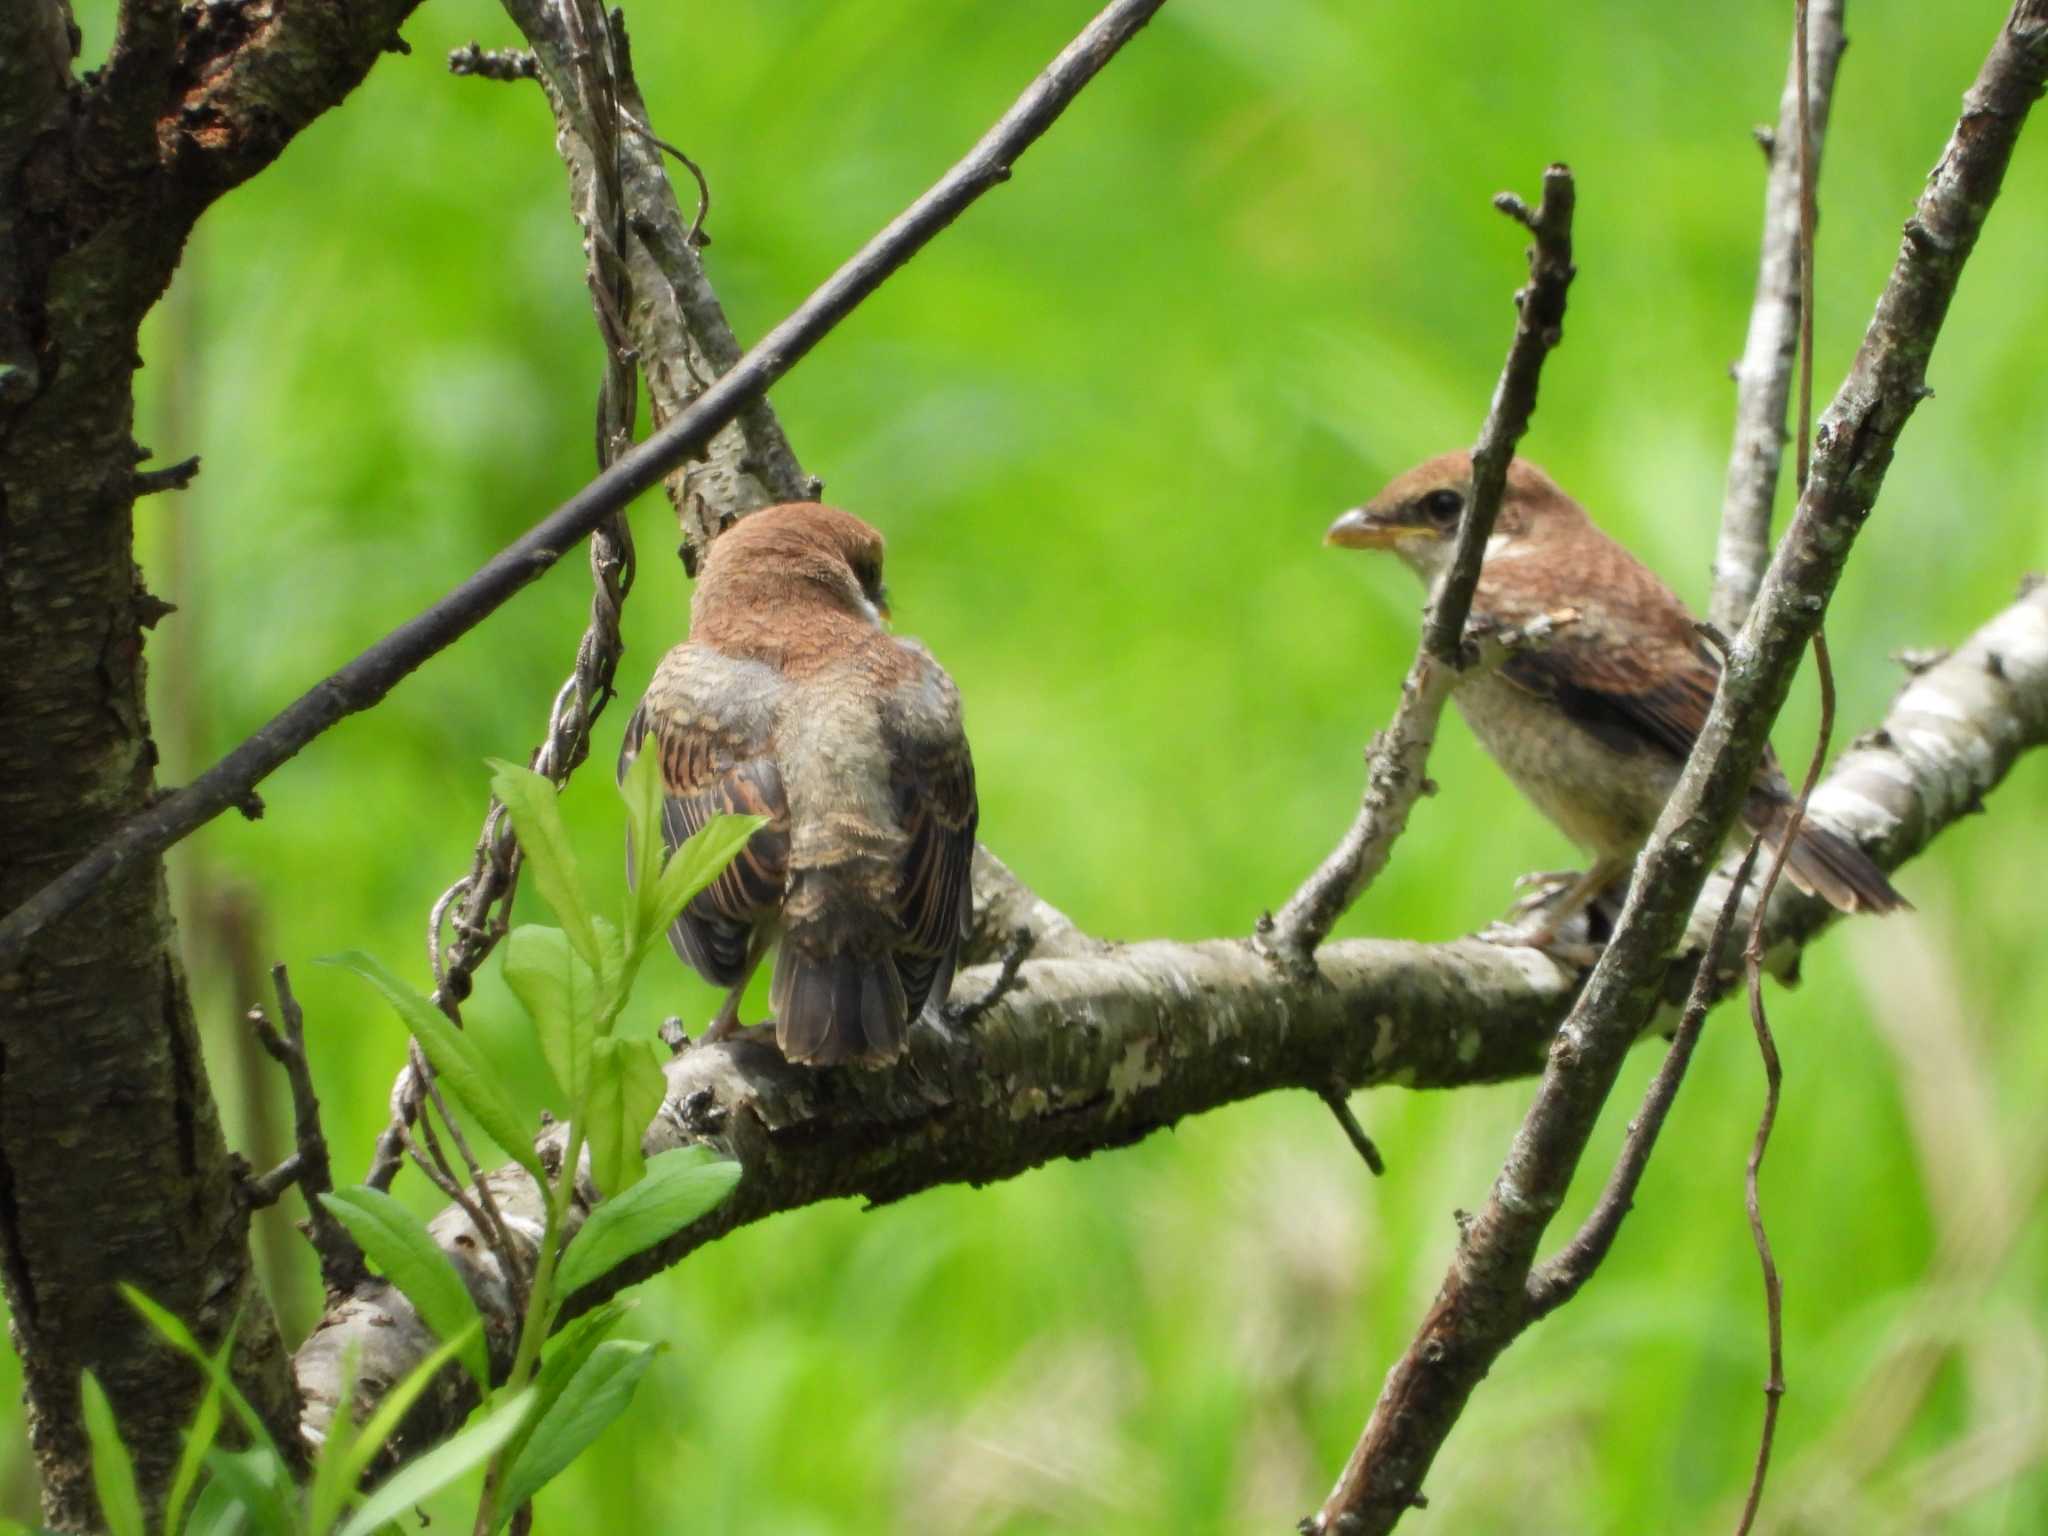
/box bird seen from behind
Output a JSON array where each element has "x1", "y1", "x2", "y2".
[
  {"x1": 1325, "y1": 452, "x2": 1905, "y2": 945},
  {"x1": 619, "y1": 503, "x2": 978, "y2": 1067}
]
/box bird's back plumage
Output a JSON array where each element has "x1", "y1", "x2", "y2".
[{"x1": 621, "y1": 503, "x2": 978, "y2": 1067}]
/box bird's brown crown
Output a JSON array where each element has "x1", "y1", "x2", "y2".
[{"x1": 690, "y1": 503, "x2": 896, "y2": 672}]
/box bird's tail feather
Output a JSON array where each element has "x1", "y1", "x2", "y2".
[
  {"x1": 770, "y1": 943, "x2": 908, "y2": 1067},
  {"x1": 1750, "y1": 801, "x2": 1908, "y2": 916}
]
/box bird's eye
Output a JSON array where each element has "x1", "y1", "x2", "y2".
[{"x1": 1421, "y1": 488, "x2": 1465, "y2": 527}]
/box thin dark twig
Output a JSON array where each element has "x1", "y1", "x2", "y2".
[
  {"x1": 1733, "y1": 8, "x2": 1822, "y2": 1526},
  {"x1": 1263, "y1": 165, "x2": 1576, "y2": 966},
  {"x1": 1319, "y1": 1085, "x2": 1387, "y2": 1177},
  {"x1": 419, "y1": 1067, "x2": 531, "y2": 1323},
  {"x1": 1525, "y1": 840, "x2": 1761, "y2": 1316},
  {"x1": 1735, "y1": 623, "x2": 1833, "y2": 1532},
  {"x1": 133, "y1": 453, "x2": 201, "y2": 497},
  {"x1": 447, "y1": 41, "x2": 542, "y2": 82},
  {"x1": 943, "y1": 925, "x2": 1035, "y2": 1028},
  {"x1": 242, "y1": 1153, "x2": 306, "y2": 1209},
  {"x1": 0, "y1": 0, "x2": 1171, "y2": 973},
  {"x1": 618, "y1": 110, "x2": 711, "y2": 246},
  {"x1": 245, "y1": 964, "x2": 364, "y2": 1292},
  {"x1": 401, "y1": 1115, "x2": 501, "y2": 1278}
]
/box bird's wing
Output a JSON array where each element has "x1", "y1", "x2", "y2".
[
  {"x1": 618, "y1": 646, "x2": 790, "y2": 985},
  {"x1": 879, "y1": 642, "x2": 979, "y2": 1019},
  {"x1": 1479, "y1": 554, "x2": 1724, "y2": 766}
]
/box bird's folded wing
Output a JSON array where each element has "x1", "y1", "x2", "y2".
[
  {"x1": 1480, "y1": 562, "x2": 1723, "y2": 766},
  {"x1": 880, "y1": 658, "x2": 979, "y2": 1018},
  {"x1": 618, "y1": 654, "x2": 790, "y2": 984}
]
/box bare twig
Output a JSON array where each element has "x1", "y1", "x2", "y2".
[
  {"x1": 1319, "y1": 1086, "x2": 1387, "y2": 1177},
  {"x1": 132, "y1": 454, "x2": 201, "y2": 497},
  {"x1": 368, "y1": 0, "x2": 648, "y2": 1192},
  {"x1": 1712, "y1": 0, "x2": 1847, "y2": 631},
  {"x1": 447, "y1": 41, "x2": 541, "y2": 82},
  {"x1": 246, "y1": 966, "x2": 364, "y2": 1293},
  {"x1": 1731, "y1": 9, "x2": 1829, "y2": 1520},
  {"x1": 1308, "y1": 9, "x2": 2048, "y2": 1529},
  {"x1": 943, "y1": 925, "x2": 1035, "y2": 1029},
  {"x1": 0, "y1": 0, "x2": 1172, "y2": 973},
  {"x1": 1262, "y1": 166, "x2": 1576, "y2": 965}
]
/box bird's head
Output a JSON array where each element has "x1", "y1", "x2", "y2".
[
  {"x1": 1325, "y1": 452, "x2": 1588, "y2": 583},
  {"x1": 697, "y1": 502, "x2": 891, "y2": 625}
]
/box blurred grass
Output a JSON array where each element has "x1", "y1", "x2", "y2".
[{"x1": 14, "y1": 0, "x2": 2048, "y2": 1530}]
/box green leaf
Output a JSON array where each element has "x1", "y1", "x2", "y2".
[
  {"x1": 534, "y1": 1300, "x2": 631, "y2": 1403},
  {"x1": 581, "y1": 1036, "x2": 668, "y2": 1197},
  {"x1": 646, "y1": 814, "x2": 766, "y2": 960},
  {"x1": 502, "y1": 924, "x2": 600, "y2": 1115},
  {"x1": 619, "y1": 733, "x2": 669, "y2": 955},
  {"x1": 557, "y1": 1147, "x2": 742, "y2": 1299},
  {"x1": 320, "y1": 1188, "x2": 489, "y2": 1392},
  {"x1": 590, "y1": 914, "x2": 629, "y2": 1028},
  {"x1": 339, "y1": 1323, "x2": 486, "y2": 1496},
  {"x1": 121, "y1": 1287, "x2": 283, "y2": 1470},
  {"x1": 335, "y1": 1387, "x2": 535, "y2": 1536},
  {"x1": 164, "y1": 1321, "x2": 237, "y2": 1536},
  {"x1": 322, "y1": 951, "x2": 544, "y2": 1182},
  {"x1": 487, "y1": 760, "x2": 598, "y2": 968},
  {"x1": 78, "y1": 1372, "x2": 144, "y2": 1536},
  {"x1": 199, "y1": 1449, "x2": 294, "y2": 1536},
  {"x1": 494, "y1": 1341, "x2": 661, "y2": 1522},
  {"x1": 181, "y1": 1477, "x2": 250, "y2": 1536}
]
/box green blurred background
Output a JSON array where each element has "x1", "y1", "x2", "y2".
[{"x1": 18, "y1": 1, "x2": 2048, "y2": 1530}]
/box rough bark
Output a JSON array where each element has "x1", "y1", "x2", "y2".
[{"x1": 0, "y1": 0, "x2": 423, "y2": 1523}]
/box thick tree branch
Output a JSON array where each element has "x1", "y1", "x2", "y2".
[
  {"x1": 1263, "y1": 166, "x2": 1576, "y2": 965},
  {"x1": 1713, "y1": 0, "x2": 1847, "y2": 632},
  {"x1": 0, "y1": 0, "x2": 1171, "y2": 973},
  {"x1": 292, "y1": 575, "x2": 2048, "y2": 1449},
  {"x1": 1311, "y1": 7, "x2": 2048, "y2": 1528},
  {"x1": 153, "y1": 1, "x2": 426, "y2": 207}
]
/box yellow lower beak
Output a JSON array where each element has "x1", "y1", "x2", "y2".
[{"x1": 1325, "y1": 507, "x2": 1412, "y2": 550}]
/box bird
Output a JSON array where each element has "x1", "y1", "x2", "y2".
[
  {"x1": 1324, "y1": 451, "x2": 1905, "y2": 944},
  {"x1": 618, "y1": 502, "x2": 978, "y2": 1067}
]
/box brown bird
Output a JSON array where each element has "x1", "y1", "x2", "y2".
[
  {"x1": 618, "y1": 503, "x2": 978, "y2": 1067},
  {"x1": 1326, "y1": 452, "x2": 1904, "y2": 942}
]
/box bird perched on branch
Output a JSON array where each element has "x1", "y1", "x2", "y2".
[
  {"x1": 1325, "y1": 452, "x2": 1904, "y2": 944},
  {"x1": 619, "y1": 503, "x2": 978, "y2": 1067}
]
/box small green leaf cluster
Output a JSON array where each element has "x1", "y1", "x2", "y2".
[{"x1": 68, "y1": 750, "x2": 758, "y2": 1535}]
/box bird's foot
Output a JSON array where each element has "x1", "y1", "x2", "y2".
[
  {"x1": 1478, "y1": 913, "x2": 1602, "y2": 967},
  {"x1": 1505, "y1": 870, "x2": 1580, "y2": 919},
  {"x1": 701, "y1": 1012, "x2": 741, "y2": 1044}
]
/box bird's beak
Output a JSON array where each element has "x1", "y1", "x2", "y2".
[{"x1": 1325, "y1": 506, "x2": 1416, "y2": 550}]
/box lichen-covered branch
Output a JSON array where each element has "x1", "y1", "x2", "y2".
[
  {"x1": 1310, "y1": 7, "x2": 2048, "y2": 1527},
  {"x1": 292, "y1": 575, "x2": 2048, "y2": 1450}
]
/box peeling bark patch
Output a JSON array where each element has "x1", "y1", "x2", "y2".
[{"x1": 1105, "y1": 1038, "x2": 1163, "y2": 1111}]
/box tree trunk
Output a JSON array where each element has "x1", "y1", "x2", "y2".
[{"x1": 0, "y1": 0, "x2": 423, "y2": 1521}]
